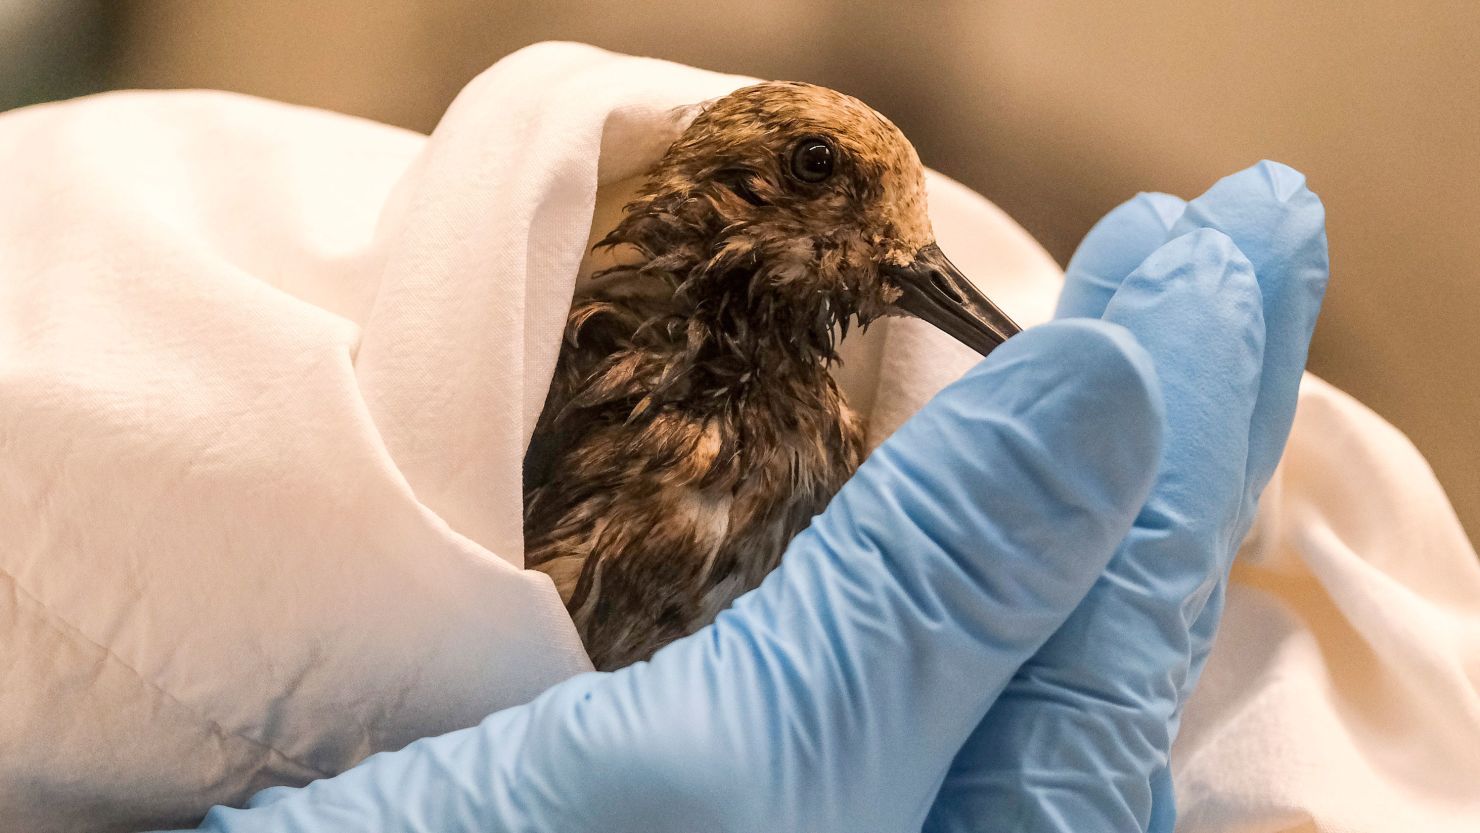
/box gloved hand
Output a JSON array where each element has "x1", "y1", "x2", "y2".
[
  {"x1": 923, "y1": 160, "x2": 1328, "y2": 832},
  {"x1": 158, "y1": 162, "x2": 1324, "y2": 833},
  {"x1": 165, "y1": 320, "x2": 1164, "y2": 833}
]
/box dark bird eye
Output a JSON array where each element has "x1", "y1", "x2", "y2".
[{"x1": 790, "y1": 137, "x2": 835, "y2": 184}]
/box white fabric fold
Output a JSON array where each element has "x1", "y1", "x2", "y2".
[
  {"x1": 0, "y1": 41, "x2": 1474, "y2": 833},
  {"x1": 1175, "y1": 375, "x2": 1480, "y2": 832}
]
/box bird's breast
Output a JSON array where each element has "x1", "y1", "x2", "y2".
[{"x1": 524, "y1": 343, "x2": 866, "y2": 668}]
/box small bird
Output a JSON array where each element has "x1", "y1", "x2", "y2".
[{"x1": 524, "y1": 82, "x2": 1019, "y2": 670}]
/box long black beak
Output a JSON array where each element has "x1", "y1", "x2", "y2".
[{"x1": 883, "y1": 243, "x2": 1021, "y2": 356}]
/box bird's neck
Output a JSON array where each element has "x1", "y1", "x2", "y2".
[
  {"x1": 653, "y1": 271, "x2": 844, "y2": 402},
  {"x1": 594, "y1": 207, "x2": 848, "y2": 401}
]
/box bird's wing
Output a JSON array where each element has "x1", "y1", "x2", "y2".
[{"x1": 523, "y1": 273, "x2": 678, "y2": 499}]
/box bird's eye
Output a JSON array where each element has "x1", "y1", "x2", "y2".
[{"x1": 789, "y1": 137, "x2": 835, "y2": 184}]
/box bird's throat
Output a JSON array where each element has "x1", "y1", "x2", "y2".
[{"x1": 592, "y1": 214, "x2": 851, "y2": 401}]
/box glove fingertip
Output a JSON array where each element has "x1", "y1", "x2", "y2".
[
  {"x1": 1253, "y1": 159, "x2": 1309, "y2": 203},
  {"x1": 1171, "y1": 162, "x2": 1328, "y2": 345},
  {"x1": 1149, "y1": 227, "x2": 1260, "y2": 298},
  {"x1": 1058, "y1": 192, "x2": 1187, "y2": 320},
  {"x1": 964, "y1": 319, "x2": 1157, "y2": 402},
  {"x1": 1052, "y1": 318, "x2": 1163, "y2": 414},
  {"x1": 1175, "y1": 161, "x2": 1326, "y2": 248},
  {"x1": 1065, "y1": 191, "x2": 1187, "y2": 275},
  {"x1": 1196, "y1": 159, "x2": 1317, "y2": 206},
  {"x1": 1139, "y1": 190, "x2": 1188, "y2": 228},
  {"x1": 968, "y1": 319, "x2": 1166, "y2": 498}
]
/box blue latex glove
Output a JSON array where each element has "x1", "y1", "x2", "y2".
[
  {"x1": 156, "y1": 161, "x2": 1325, "y2": 833},
  {"x1": 923, "y1": 161, "x2": 1328, "y2": 832},
  {"x1": 159, "y1": 323, "x2": 1168, "y2": 831}
]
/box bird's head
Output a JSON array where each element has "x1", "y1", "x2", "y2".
[{"x1": 605, "y1": 81, "x2": 1019, "y2": 359}]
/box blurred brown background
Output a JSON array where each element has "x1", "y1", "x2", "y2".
[{"x1": 5, "y1": 1, "x2": 1477, "y2": 542}]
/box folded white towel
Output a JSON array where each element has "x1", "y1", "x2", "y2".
[{"x1": 0, "y1": 41, "x2": 1474, "y2": 833}]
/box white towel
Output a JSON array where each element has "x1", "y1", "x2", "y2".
[{"x1": 0, "y1": 41, "x2": 1474, "y2": 833}]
